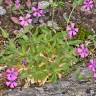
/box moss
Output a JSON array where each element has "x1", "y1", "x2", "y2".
[{"x1": 75, "y1": 24, "x2": 93, "y2": 41}]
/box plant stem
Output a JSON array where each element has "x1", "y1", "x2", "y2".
[{"x1": 67, "y1": 6, "x2": 76, "y2": 25}]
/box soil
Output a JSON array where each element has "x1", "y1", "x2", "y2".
[{"x1": 55, "y1": 1, "x2": 96, "y2": 32}]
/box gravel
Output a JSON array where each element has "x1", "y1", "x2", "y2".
[
  {"x1": 1, "y1": 80, "x2": 96, "y2": 96},
  {"x1": 1, "y1": 68, "x2": 96, "y2": 96}
]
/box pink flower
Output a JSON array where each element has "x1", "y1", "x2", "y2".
[
  {"x1": 88, "y1": 59, "x2": 96, "y2": 72},
  {"x1": 32, "y1": 6, "x2": 44, "y2": 17},
  {"x1": 75, "y1": 44, "x2": 89, "y2": 58},
  {"x1": 88, "y1": 59, "x2": 96, "y2": 79},
  {"x1": 15, "y1": 0, "x2": 21, "y2": 9},
  {"x1": 66, "y1": 23, "x2": 79, "y2": 38},
  {"x1": 6, "y1": 81, "x2": 17, "y2": 88},
  {"x1": 5, "y1": 68, "x2": 18, "y2": 88},
  {"x1": 82, "y1": 0, "x2": 94, "y2": 11},
  {"x1": 19, "y1": 13, "x2": 32, "y2": 26},
  {"x1": 6, "y1": 68, "x2": 18, "y2": 81}
]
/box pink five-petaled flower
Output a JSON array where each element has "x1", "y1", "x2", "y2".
[
  {"x1": 82, "y1": 0, "x2": 94, "y2": 11},
  {"x1": 66, "y1": 23, "x2": 79, "y2": 38},
  {"x1": 88, "y1": 59, "x2": 96, "y2": 79},
  {"x1": 88, "y1": 59, "x2": 96, "y2": 72},
  {"x1": 6, "y1": 81, "x2": 17, "y2": 88},
  {"x1": 32, "y1": 6, "x2": 44, "y2": 17},
  {"x1": 75, "y1": 44, "x2": 89, "y2": 58},
  {"x1": 19, "y1": 13, "x2": 32, "y2": 27},
  {"x1": 6, "y1": 68, "x2": 18, "y2": 81},
  {"x1": 15, "y1": 0, "x2": 21, "y2": 9}
]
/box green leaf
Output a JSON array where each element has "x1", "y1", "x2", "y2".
[
  {"x1": 50, "y1": 73, "x2": 58, "y2": 82},
  {"x1": 78, "y1": 74, "x2": 84, "y2": 81},
  {"x1": 22, "y1": 35, "x2": 29, "y2": 41},
  {"x1": 20, "y1": 70, "x2": 28, "y2": 79},
  {"x1": 68, "y1": 40, "x2": 82, "y2": 45},
  {"x1": 0, "y1": 27, "x2": 9, "y2": 38},
  {"x1": 73, "y1": 0, "x2": 83, "y2": 7}
]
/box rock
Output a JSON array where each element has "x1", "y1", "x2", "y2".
[
  {"x1": 68, "y1": 71, "x2": 77, "y2": 81},
  {"x1": 59, "y1": 81, "x2": 71, "y2": 88},
  {"x1": 80, "y1": 68, "x2": 92, "y2": 78},
  {"x1": 2, "y1": 80, "x2": 96, "y2": 96},
  {"x1": 47, "y1": 21, "x2": 60, "y2": 30},
  {"x1": 35, "y1": 87, "x2": 44, "y2": 94},
  {"x1": 68, "y1": 67, "x2": 92, "y2": 82},
  {"x1": 76, "y1": 91, "x2": 86, "y2": 96},
  {"x1": 38, "y1": 1, "x2": 50, "y2": 9},
  {"x1": 90, "y1": 89, "x2": 95, "y2": 95},
  {"x1": 0, "y1": 6, "x2": 6, "y2": 16}
]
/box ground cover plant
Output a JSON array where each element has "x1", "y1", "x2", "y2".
[{"x1": 0, "y1": 0, "x2": 96, "y2": 89}]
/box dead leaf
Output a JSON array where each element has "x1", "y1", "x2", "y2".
[{"x1": 11, "y1": 16, "x2": 19, "y2": 24}]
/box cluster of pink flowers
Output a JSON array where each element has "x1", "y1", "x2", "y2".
[
  {"x1": 75, "y1": 44, "x2": 89, "y2": 58},
  {"x1": 19, "y1": 13, "x2": 32, "y2": 26},
  {"x1": 15, "y1": 0, "x2": 21, "y2": 9},
  {"x1": 19, "y1": 6, "x2": 44, "y2": 27},
  {"x1": 75, "y1": 43, "x2": 96, "y2": 79},
  {"x1": 5, "y1": 68, "x2": 18, "y2": 88},
  {"x1": 32, "y1": 6, "x2": 44, "y2": 17},
  {"x1": 66, "y1": 0, "x2": 94, "y2": 38},
  {"x1": 82, "y1": 0, "x2": 94, "y2": 11},
  {"x1": 66, "y1": 23, "x2": 79, "y2": 38},
  {"x1": 88, "y1": 59, "x2": 96, "y2": 79}
]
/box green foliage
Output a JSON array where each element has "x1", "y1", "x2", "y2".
[
  {"x1": 76, "y1": 25, "x2": 93, "y2": 40},
  {"x1": 0, "y1": 26, "x2": 81, "y2": 83},
  {"x1": 50, "y1": 0, "x2": 64, "y2": 7},
  {"x1": 0, "y1": 27, "x2": 9, "y2": 38},
  {"x1": 73, "y1": 0, "x2": 83, "y2": 7}
]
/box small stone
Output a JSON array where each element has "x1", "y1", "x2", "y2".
[
  {"x1": 76, "y1": 90, "x2": 86, "y2": 96},
  {"x1": 69, "y1": 67, "x2": 92, "y2": 82},
  {"x1": 47, "y1": 21, "x2": 60, "y2": 30},
  {"x1": 35, "y1": 87, "x2": 44, "y2": 94},
  {"x1": 80, "y1": 68, "x2": 92, "y2": 79},
  {"x1": 59, "y1": 81, "x2": 71, "y2": 88},
  {"x1": 0, "y1": 6, "x2": 6, "y2": 16},
  {"x1": 90, "y1": 90, "x2": 95, "y2": 95},
  {"x1": 38, "y1": 1, "x2": 50, "y2": 9},
  {"x1": 68, "y1": 71, "x2": 77, "y2": 81}
]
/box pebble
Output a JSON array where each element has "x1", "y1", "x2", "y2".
[
  {"x1": 69, "y1": 67, "x2": 92, "y2": 82},
  {"x1": 0, "y1": 6, "x2": 6, "y2": 16},
  {"x1": 47, "y1": 21, "x2": 60, "y2": 30},
  {"x1": 80, "y1": 68, "x2": 92, "y2": 78},
  {"x1": 38, "y1": 1, "x2": 50, "y2": 9}
]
